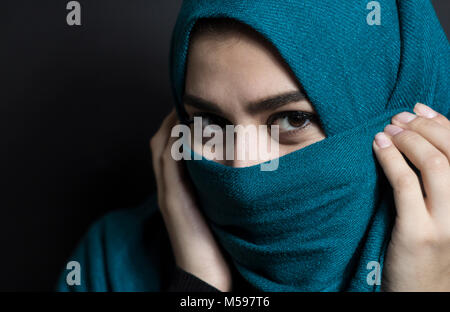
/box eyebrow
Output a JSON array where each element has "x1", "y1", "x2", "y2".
[
  {"x1": 183, "y1": 94, "x2": 223, "y2": 115},
  {"x1": 183, "y1": 91, "x2": 306, "y2": 115},
  {"x1": 247, "y1": 91, "x2": 306, "y2": 114}
]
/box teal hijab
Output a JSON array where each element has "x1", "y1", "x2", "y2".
[
  {"x1": 169, "y1": 0, "x2": 450, "y2": 291},
  {"x1": 56, "y1": 0, "x2": 448, "y2": 293}
]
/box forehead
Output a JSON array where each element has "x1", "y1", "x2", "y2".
[{"x1": 185, "y1": 31, "x2": 299, "y2": 105}]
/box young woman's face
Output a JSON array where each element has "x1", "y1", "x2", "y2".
[{"x1": 184, "y1": 30, "x2": 326, "y2": 167}]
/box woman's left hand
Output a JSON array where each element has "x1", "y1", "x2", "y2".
[{"x1": 373, "y1": 102, "x2": 450, "y2": 292}]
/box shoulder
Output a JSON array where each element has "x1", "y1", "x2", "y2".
[{"x1": 56, "y1": 194, "x2": 174, "y2": 292}]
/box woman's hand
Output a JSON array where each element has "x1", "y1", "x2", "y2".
[
  {"x1": 373, "y1": 103, "x2": 450, "y2": 291},
  {"x1": 150, "y1": 109, "x2": 232, "y2": 292}
]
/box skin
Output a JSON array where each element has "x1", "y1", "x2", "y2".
[
  {"x1": 151, "y1": 29, "x2": 450, "y2": 291},
  {"x1": 374, "y1": 106, "x2": 450, "y2": 291},
  {"x1": 183, "y1": 29, "x2": 326, "y2": 166}
]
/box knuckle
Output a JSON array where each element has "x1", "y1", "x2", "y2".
[
  {"x1": 415, "y1": 231, "x2": 439, "y2": 248},
  {"x1": 150, "y1": 135, "x2": 158, "y2": 149},
  {"x1": 404, "y1": 223, "x2": 438, "y2": 247},
  {"x1": 394, "y1": 173, "x2": 419, "y2": 191},
  {"x1": 150, "y1": 139, "x2": 156, "y2": 151},
  {"x1": 394, "y1": 130, "x2": 416, "y2": 145},
  {"x1": 435, "y1": 114, "x2": 450, "y2": 128},
  {"x1": 410, "y1": 116, "x2": 430, "y2": 129},
  {"x1": 407, "y1": 223, "x2": 450, "y2": 248},
  {"x1": 423, "y1": 153, "x2": 449, "y2": 172},
  {"x1": 150, "y1": 133, "x2": 164, "y2": 151}
]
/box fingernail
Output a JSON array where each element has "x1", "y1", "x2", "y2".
[
  {"x1": 394, "y1": 112, "x2": 417, "y2": 124},
  {"x1": 384, "y1": 124, "x2": 404, "y2": 136},
  {"x1": 414, "y1": 103, "x2": 438, "y2": 118},
  {"x1": 375, "y1": 132, "x2": 392, "y2": 148}
]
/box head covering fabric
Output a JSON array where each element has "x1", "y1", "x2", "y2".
[{"x1": 169, "y1": 0, "x2": 450, "y2": 291}]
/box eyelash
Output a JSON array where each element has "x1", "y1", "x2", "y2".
[
  {"x1": 187, "y1": 111, "x2": 317, "y2": 135},
  {"x1": 267, "y1": 111, "x2": 317, "y2": 134}
]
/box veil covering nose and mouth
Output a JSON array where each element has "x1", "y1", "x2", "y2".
[
  {"x1": 169, "y1": 0, "x2": 450, "y2": 291},
  {"x1": 56, "y1": 0, "x2": 449, "y2": 293}
]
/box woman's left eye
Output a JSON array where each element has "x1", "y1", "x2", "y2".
[{"x1": 268, "y1": 111, "x2": 315, "y2": 133}]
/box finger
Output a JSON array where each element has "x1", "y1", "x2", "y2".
[
  {"x1": 150, "y1": 109, "x2": 178, "y2": 170},
  {"x1": 384, "y1": 124, "x2": 450, "y2": 216},
  {"x1": 414, "y1": 103, "x2": 450, "y2": 130},
  {"x1": 391, "y1": 111, "x2": 450, "y2": 160},
  {"x1": 160, "y1": 136, "x2": 207, "y2": 234},
  {"x1": 150, "y1": 109, "x2": 178, "y2": 198},
  {"x1": 163, "y1": 135, "x2": 189, "y2": 185},
  {"x1": 150, "y1": 109, "x2": 178, "y2": 155},
  {"x1": 373, "y1": 132, "x2": 427, "y2": 220}
]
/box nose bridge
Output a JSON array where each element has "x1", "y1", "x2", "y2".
[
  {"x1": 228, "y1": 122, "x2": 262, "y2": 168},
  {"x1": 200, "y1": 108, "x2": 278, "y2": 167}
]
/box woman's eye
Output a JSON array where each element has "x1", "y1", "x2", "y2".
[{"x1": 269, "y1": 111, "x2": 314, "y2": 133}]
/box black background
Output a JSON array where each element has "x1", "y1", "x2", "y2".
[{"x1": 0, "y1": 1, "x2": 448, "y2": 291}]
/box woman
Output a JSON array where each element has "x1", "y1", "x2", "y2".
[{"x1": 57, "y1": 0, "x2": 449, "y2": 291}]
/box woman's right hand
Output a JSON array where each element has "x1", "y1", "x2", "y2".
[{"x1": 150, "y1": 109, "x2": 232, "y2": 292}]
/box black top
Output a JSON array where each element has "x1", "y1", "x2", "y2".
[
  {"x1": 167, "y1": 266, "x2": 221, "y2": 292},
  {"x1": 167, "y1": 265, "x2": 257, "y2": 292}
]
